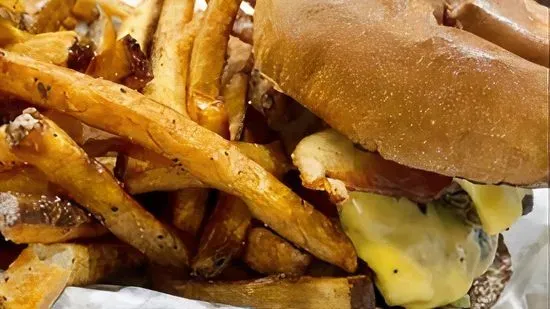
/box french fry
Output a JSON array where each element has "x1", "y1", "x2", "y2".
[
  {"x1": 5, "y1": 31, "x2": 77, "y2": 67},
  {"x1": 0, "y1": 19, "x2": 77, "y2": 66},
  {"x1": 187, "y1": 0, "x2": 242, "y2": 137},
  {"x1": 72, "y1": 0, "x2": 133, "y2": 22},
  {"x1": 0, "y1": 18, "x2": 29, "y2": 45},
  {"x1": 2, "y1": 109, "x2": 190, "y2": 268},
  {"x1": 116, "y1": 0, "x2": 164, "y2": 53},
  {"x1": 3, "y1": 0, "x2": 76, "y2": 34},
  {"x1": 0, "y1": 192, "x2": 108, "y2": 244},
  {"x1": 87, "y1": 140, "x2": 290, "y2": 193},
  {"x1": 0, "y1": 51, "x2": 358, "y2": 272},
  {"x1": 191, "y1": 194, "x2": 251, "y2": 278},
  {"x1": 0, "y1": 167, "x2": 52, "y2": 195},
  {"x1": 233, "y1": 141, "x2": 291, "y2": 179},
  {"x1": 85, "y1": 7, "x2": 153, "y2": 90},
  {"x1": 170, "y1": 188, "x2": 209, "y2": 237},
  {"x1": 243, "y1": 227, "x2": 311, "y2": 276},
  {"x1": 124, "y1": 161, "x2": 207, "y2": 194},
  {"x1": 142, "y1": 0, "x2": 196, "y2": 115},
  {"x1": 223, "y1": 72, "x2": 248, "y2": 141},
  {"x1": 42, "y1": 109, "x2": 84, "y2": 143},
  {"x1": 166, "y1": 275, "x2": 376, "y2": 309},
  {"x1": 0, "y1": 243, "x2": 144, "y2": 309}
]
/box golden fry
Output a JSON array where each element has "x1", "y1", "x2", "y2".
[
  {"x1": 2, "y1": 109, "x2": 190, "y2": 268},
  {"x1": 0, "y1": 51, "x2": 358, "y2": 272},
  {"x1": 117, "y1": 0, "x2": 163, "y2": 54},
  {"x1": 0, "y1": 192, "x2": 108, "y2": 244},
  {"x1": 0, "y1": 243, "x2": 144, "y2": 309},
  {"x1": 4, "y1": 0, "x2": 75, "y2": 34},
  {"x1": 86, "y1": 7, "x2": 153, "y2": 90},
  {"x1": 0, "y1": 167, "x2": 52, "y2": 195},
  {"x1": 0, "y1": 19, "x2": 77, "y2": 66},
  {"x1": 243, "y1": 227, "x2": 311, "y2": 276},
  {"x1": 117, "y1": 0, "x2": 163, "y2": 52},
  {"x1": 167, "y1": 275, "x2": 375, "y2": 309},
  {"x1": 72, "y1": 0, "x2": 133, "y2": 22},
  {"x1": 124, "y1": 162, "x2": 207, "y2": 194},
  {"x1": 187, "y1": 0, "x2": 242, "y2": 137},
  {"x1": 192, "y1": 194, "x2": 251, "y2": 278},
  {"x1": 170, "y1": 188, "x2": 209, "y2": 237},
  {"x1": 223, "y1": 72, "x2": 248, "y2": 141},
  {"x1": 143, "y1": 0, "x2": 196, "y2": 115}
]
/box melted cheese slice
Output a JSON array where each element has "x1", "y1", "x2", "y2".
[
  {"x1": 340, "y1": 192, "x2": 497, "y2": 309},
  {"x1": 455, "y1": 179, "x2": 530, "y2": 235}
]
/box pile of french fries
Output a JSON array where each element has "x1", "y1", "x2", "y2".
[{"x1": 0, "y1": 0, "x2": 374, "y2": 308}]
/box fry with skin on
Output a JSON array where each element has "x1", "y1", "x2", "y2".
[
  {"x1": 143, "y1": 0, "x2": 196, "y2": 115},
  {"x1": 0, "y1": 192, "x2": 108, "y2": 244},
  {"x1": 0, "y1": 243, "x2": 144, "y2": 309},
  {"x1": 0, "y1": 19, "x2": 77, "y2": 66},
  {"x1": 85, "y1": 6, "x2": 153, "y2": 90},
  {"x1": 72, "y1": 0, "x2": 133, "y2": 22},
  {"x1": 187, "y1": 0, "x2": 242, "y2": 136},
  {"x1": 165, "y1": 275, "x2": 376, "y2": 309},
  {"x1": 0, "y1": 51, "x2": 358, "y2": 272},
  {"x1": 243, "y1": 227, "x2": 311, "y2": 276},
  {"x1": 223, "y1": 72, "x2": 248, "y2": 141},
  {"x1": 0, "y1": 0, "x2": 75, "y2": 34},
  {"x1": 192, "y1": 194, "x2": 251, "y2": 278},
  {"x1": 1, "y1": 109, "x2": 190, "y2": 268},
  {"x1": 0, "y1": 167, "x2": 51, "y2": 194},
  {"x1": 87, "y1": 139, "x2": 290, "y2": 191},
  {"x1": 116, "y1": 0, "x2": 164, "y2": 53},
  {"x1": 170, "y1": 188, "x2": 209, "y2": 237}
]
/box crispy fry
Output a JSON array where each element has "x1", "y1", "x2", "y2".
[
  {"x1": 124, "y1": 161, "x2": 207, "y2": 194},
  {"x1": 117, "y1": 0, "x2": 163, "y2": 53},
  {"x1": 223, "y1": 72, "x2": 248, "y2": 141},
  {"x1": 5, "y1": 31, "x2": 77, "y2": 67},
  {"x1": 0, "y1": 166, "x2": 52, "y2": 195},
  {"x1": 0, "y1": 192, "x2": 108, "y2": 244},
  {"x1": 5, "y1": 0, "x2": 75, "y2": 34},
  {"x1": 87, "y1": 140, "x2": 290, "y2": 193},
  {"x1": 72, "y1": 0, "x2": 132, "y2": 22},
  {"x1": 86, "y1": 7, "x2": 153, "y2": 90},
  {"x1": 42, "y1": 109, "x2": 84, "y2": 143},
  {"x1": 0, "y1": 51, "x2": 358, "y2": 272},
  {"x1": 191, "y1": 194, "x2": 251, "y2": 278},
  {"x1": 243, "y1": 227, "x2": 311, "y2": 276},
  {"x1": 167, "y1": 275, "x2": 376, "y2": 309},
  {"x1": 2, "y1": 109, "x2": 190, "y2": 268},
  {"x1": 0, "y1": 243, "x2": 144, "y2": 309},
  {"x1": 187, "y1": 0, "x2": 242, "y2": 137},
  {"x1": 142, "y1": 0, "x2": 196, "y2": 115},
  {"x1": 233, "y1": 141, "x2": 291, "y2": 179},
  {"x1": 0, "y1": 18, "x2": 29, "y2": 45},
  {"x1": 170, "y1": 188, "x2": 209, "y2": 237},
  {"x1": 0, "y1": 18, "x2": 77, "y2": 66}
]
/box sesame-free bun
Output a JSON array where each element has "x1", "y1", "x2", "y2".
[{"x1": 254, "y1": 0, "x2": 548, "y2": 186}]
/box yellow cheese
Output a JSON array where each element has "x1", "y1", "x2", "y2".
[
  {"x1": 340, "y1": 192, "x2": 497, "y2": 309},
  {"x1": 455, "y1": 179, "x2": 530, "y2": 235}
]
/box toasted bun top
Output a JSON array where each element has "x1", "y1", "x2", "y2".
[{"x1": 254, "y1": 0, "x2": 548, "y2": 185}]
